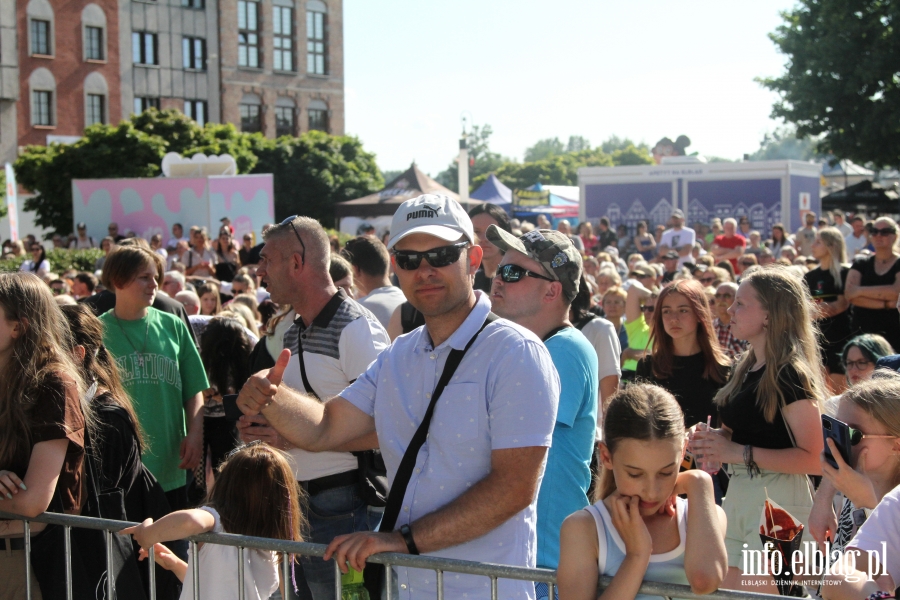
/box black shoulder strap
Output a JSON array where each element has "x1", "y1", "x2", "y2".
[
  {"x1": 379, "y1": 312, "x2": 498, "y2": 533},
  {"x1": 296, "y1": 333, "x2": 320, "y2": 400}
]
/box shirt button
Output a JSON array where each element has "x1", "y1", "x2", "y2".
[
  {"x1": 430, "y1": 354, "x2": 436, "y2": 360},
  {"x1": 403, "y1": 506, "x2": 409, "y2": 512},
  {"x1": 425, "y1": 392, "x2": 432, "y2": 399},
  {"x1": 415, "y1": 468, "x2": 420, "y2": 474},
  {"x1": 400, "y1": 584, "x2": 408, "y2": 590}
]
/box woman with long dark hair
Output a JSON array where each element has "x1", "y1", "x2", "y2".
[
  {"x1": 804, "y1": 227, "x2": 854, "y2": 393},
  {"x1": 19, "y1": 243, "x2": 50, "y2": 278},
  {"x1": 636, "y1": 278, "x2": 731, "y2": 428},
  {"x1": 691, "y1": 267, "x2": 825, "y2": 593},
  {"x1": 0, "y1": 273, "x2": 91, "y2": 600}
]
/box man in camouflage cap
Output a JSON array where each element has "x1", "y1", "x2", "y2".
[
  {"x1": 485, "y1": 224, "x2": 598, "y2": 576},
  {"x1": 485, "y1": 226, "x2": 583, "y2": 304}
]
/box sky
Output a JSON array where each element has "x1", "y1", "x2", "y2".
[{"x1": 343, "y1": 0, "x2": 800, "y2": 178}]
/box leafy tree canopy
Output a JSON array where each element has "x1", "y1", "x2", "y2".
[
  {"x1": 760, "y1": 0, "x2": 900, "y2": 168},
  {"x1": 435, "y1": 124, "x2": 511, "y2": 192},
  {"x1": 15, "y1": 109, "x2": 382, "y2": 235},
  {"x1": 599, "y1": 135, "x2": 649, "y2": 154},
  {"x1": 746, "y1": 126, "x2": 821, "y2": 162}
]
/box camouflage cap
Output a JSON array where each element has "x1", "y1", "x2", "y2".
[{"x1": 485, "y1": 225, "x2": 583, "y2": 302}]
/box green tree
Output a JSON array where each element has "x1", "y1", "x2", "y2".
[
  {"x1": 760, "y1": 0, "x2": 900, "y2": 168},
  {"x1": 610, "y1": 145, "x2": 654, "y2": 166},
  {"x1": 599, "y1": 135, "x2": 648, "y2": 154},
  {"x1": 435, "y1": 124, "x2": 509, "y2": 192},
  {"x1": 380, "y1": 169, "x2": 404, "y2": 184},
  {"x1": 252, "y1": 130, "x2": 383, "y2": 225},
  {"x1": 524, "y1": 138, "x2": 565, "y2": 162},
  {"x1": 746, "y1": 127, "x2": 820, "y2": 161},
  {"x1": 15, "y1": 122, "x2": 167, "y2": 235},
  {"x1": 566, "y1": 136, "x2": 591, "y2": 153},
  {"x1": 473, "y1": 149, "x2": 614, "y2": 190},
  {"x1": 0, "y1": 169, "x2": 6, "y2": 218}
]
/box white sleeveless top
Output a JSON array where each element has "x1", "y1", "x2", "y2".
[
  {"x1": 180, "y1": 507, "x2": 279, "y2": 600},
  {"x1": 586, "y1": 497, "x2": 691, "y2": 600}
]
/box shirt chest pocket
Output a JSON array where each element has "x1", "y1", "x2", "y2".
[{"x1": 432, "y1": 383, "x2": 481, "y2": 444}]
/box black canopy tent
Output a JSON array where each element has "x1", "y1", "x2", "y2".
[
  {"x1": 335, "y1": 164, "x2": 483, "y2": 218},
  {"x1": 822, "y1": 180, "x2": 899, "y2": 214}
]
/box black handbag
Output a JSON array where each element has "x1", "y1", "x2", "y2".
[{"x1": 30, "y1": 450, "x2": 147, "y2": 600}]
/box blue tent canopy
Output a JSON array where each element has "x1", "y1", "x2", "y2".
[{"x1": 470, "y1": 174, "x2": 512, "y2": 210}]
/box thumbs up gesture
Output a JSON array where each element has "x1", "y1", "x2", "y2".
[{"x1": 237, "y1": 349, "x2": 291, "y2": 415}]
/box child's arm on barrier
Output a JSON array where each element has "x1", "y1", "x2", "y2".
[{"x1": 138, "y1": 543, "x2": 188, "y2": 582}]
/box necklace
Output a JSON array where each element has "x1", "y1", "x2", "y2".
[{"x1": 114, "y1": 310, "x2": 151, "y2": 369}]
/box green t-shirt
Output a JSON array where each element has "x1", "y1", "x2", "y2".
[
  {"x1": 100, "y1": 308, "x2": 209, "y2": 491},
  {"x1": 623, "y1": 315, "x2": 650, "y2": 372}
]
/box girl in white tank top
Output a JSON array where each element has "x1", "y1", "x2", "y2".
[{"x1": 557, "y1": 384, "x2": 728, "y2": 600}]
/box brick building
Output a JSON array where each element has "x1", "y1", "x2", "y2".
[
  {"x1": 17, "y1": 0, "x2": 122, "y2": 149},
  {"x1": 11, "y1": 0, "x2": 342, "y2": 162}
]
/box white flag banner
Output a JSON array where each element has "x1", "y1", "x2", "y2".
[{"x1": 5, "y1": 163, "x2": 18, "y2": 242}]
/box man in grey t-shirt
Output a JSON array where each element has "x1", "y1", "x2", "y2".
[{"x1": 342, "y1": 235, "x2": 406, "y2": 328}]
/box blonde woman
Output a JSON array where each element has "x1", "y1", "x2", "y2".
[
  {"x1": 845, "y1": 216, "x2": 900, "y2": 350},
  {"x1": 805, "y1": 227, "x2": 854, "y2": 393},
  {"x1": 691, "y1": 267, "x2": 825, "y2": 593}
]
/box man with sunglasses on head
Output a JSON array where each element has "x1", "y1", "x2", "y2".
[
  {"x1": 237, "y1": 195, "x2": 559, "y2": 600},
  {"x1": 236, "y1": 215, "x2": 391, "y2": 600},
  {"x1": 486, "y1": 226, "x2": 598, "y2": 586}
]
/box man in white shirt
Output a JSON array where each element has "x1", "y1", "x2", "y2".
[
  {"x1": 832, "y1": 211, "x2": 853, "y2": 237},
  {"x1": 844, "y1": 215, "x2": 869, "y2": 257},
  {"x1": 658, "y1": 209, "x2": 696, "y2": 268},
  {"x1": 342, "y1": 235, "x2": 406, "y2": 329},
  {"x1": 166, "y1": 223, "x2": 190, "y2": 250},
  {"x1": 70, "y1": 222, "x2": 96, "y2": 249}
]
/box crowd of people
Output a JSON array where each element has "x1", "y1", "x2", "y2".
[{"x1": 1, "y1": 197, "x2": 899, "y2": 600}]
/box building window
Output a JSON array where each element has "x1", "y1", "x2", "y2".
[
  {"x1": 31, "y1": 19, "x2": 51, "y2": 55},
  {"x1": 308, "y1": 108, "x2": 328, "y2": 133},
  {"x1": 85, "y1": 26, "x2": 104, "y2": 60},
  {"x1": 33, "y1": 90, "x2": 53, "y2": 125},
  {"x1": 238, "y1": 0, "x2": 260, "y2": 68},
  {"x1": 240, "y1": 104, "x2": 262, "y2": 133},
  {"x1": 86, "y1": 94, "x2": 105, "y2": 125},
  {"x1": 273, "y1": 6, "x2": 293, "y2": 71},
  {"x1": 132, "y1": 31, "x2": 158, "y2": 65},
  {"x1": 182, "y1": 37, "x2": 206, "y2": 70},
  {"x1": 134, "y1": 97, "x2": 160, "y2": 114},
  {"x1": 182, "y1": 0, "x2": 204, "y2": 8},
  {"x1": 306, "y1": 9, "x2": 325, "y2": 74},
  {"x1": 275, "y1": 106, "x2": 295, "y2": 137},
  {"x1": 184, "y1": 100, "x2": 207, "y2": 126}
]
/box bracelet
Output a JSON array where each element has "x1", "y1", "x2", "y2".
[
  {"x1": 399, "y1": 524, "x2": 419, "y2": 555},
  {"x1": 743, "y1": 445, "x2": 761, "y2": 479}
]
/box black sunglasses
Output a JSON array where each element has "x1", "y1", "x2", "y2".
[
  {"x1": 872, "y1": 227, "x2": 897, "y2": 237},
  {"x1": 281, "y1": 215, "x2": 306, "y2": 264},
  {"x1": 392, "y1": 241, "x2": 468, "y2": 270},
  {"x1": 497, "y1": 263, "x2": 555, "y2": 284},
  {"x1": 848, "y1": 426, "x2": 895, "y2": 446}
]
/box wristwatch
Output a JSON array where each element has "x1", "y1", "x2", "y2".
[
  {"x1": 852, "y1": 507, "x2": 873, "y2": 527},
  {"x1": 399, "y1": 524, "x2": 419, "y2": 555}
]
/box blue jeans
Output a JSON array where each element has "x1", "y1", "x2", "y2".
[{"x1": 299, "y1": 483, "x2": 382, "y2": 600}]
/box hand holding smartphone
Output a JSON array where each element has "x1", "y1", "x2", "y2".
[{"x1": 822, "y1": 415, "x2": 853, "y2": 469}]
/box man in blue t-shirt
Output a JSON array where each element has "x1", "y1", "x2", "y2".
[{"x1": 486, "y1": 225, "x2": 599, "y2": 572}]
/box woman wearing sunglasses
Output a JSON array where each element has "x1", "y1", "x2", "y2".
[
  {"x1": 845, "y1": 216, "x2": 900, "y2": 350},
  {"x1": 808, "y1": 371, "x2": 900, "y2": 578},
  {"x1": 620, "y1": 265, "x2": 659, "y2": 381}
]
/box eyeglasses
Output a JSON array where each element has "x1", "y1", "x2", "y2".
[
  {"x1": 844, "y1": 359, "x2": 873, "y2": 371},
  {"x1": 714, "y1": 293, "x2": 734, "y2": 300},
  {"x1": 871, "y1": 227, "x2": 897, "y2": 237},
  {"x1": 496, "y1": 263, "x2": 555, "y2": 284},
  {"x1": 281, "y1": 215, "x2": 306, "y2": 265},
  {"x1": 392, "y1": 241, "x2": 468, "y2": 270},
  {"x1": 847, "y1": 426, "x2": 896, "y2": 446},
  {"x1": 741, "y1": 261, "x2": 755, "y2": 266},
  {"x1": 641, "y1": 305, "x2": 655, "y2": 313},
  {"x1": 699, "y1": 276, "x2": 716, "y2": 284}
]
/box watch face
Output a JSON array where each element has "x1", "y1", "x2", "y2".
[{"x1": 852, "y1": 508, "x2": 868, "y2": 527}]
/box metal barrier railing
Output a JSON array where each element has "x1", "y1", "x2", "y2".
[{"x1": 0, "y1": 510, "x2": 783, "y2": 600}]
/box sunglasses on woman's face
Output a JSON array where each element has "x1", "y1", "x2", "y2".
[
  {"x1": 871, "y1": 227, "x2": 897, "y2": 237},
  {"x1": 496, "y1": 263, "x2": 555, "y2": 284},
  {"x1": 392, "y1": 241, "x2": 468, "y2": 270},
  {"x1": 847, "y1": 426, "x2": 895, "y2": 446},
  {"x1": 641, "y1": 305, "x2": 654, "y2": 313}
]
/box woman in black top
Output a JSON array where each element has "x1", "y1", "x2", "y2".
[
  {"x1": 636, "y1": 278, "x2": 730, "y2": 428},
  {"x1": 845, "y1": 216, "x2": 900, "y2": 350},
  {"x1": 690, "y1": 267, "x2": 825, "y2": 593},
  {"x1": 804, "y1": 227, "x2": 854, "y2": 393}
]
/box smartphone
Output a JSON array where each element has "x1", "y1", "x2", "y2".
[
  {"x1": 222, "y1": 394, "x2": 242, "y2": 422},
  {"x1": 822, "y1": 415, "x2": 853, "y2": 469}
]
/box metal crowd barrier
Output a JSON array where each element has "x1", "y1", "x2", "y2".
[{"x1": 0, "y1": 510, "x2": 782, "y2": 600}]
